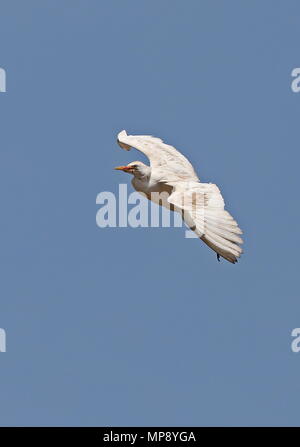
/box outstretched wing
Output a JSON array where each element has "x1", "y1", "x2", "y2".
[
  {"x1": 168, "y1": 182, "x2": 243, "y2": 264},
  {"x1": 117, "y1": 130, "x2": 199, "y2": 182}
]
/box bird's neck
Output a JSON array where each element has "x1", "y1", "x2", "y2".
[{"x1": 134, "y1": 166, "x2": 151, "y2": 180}]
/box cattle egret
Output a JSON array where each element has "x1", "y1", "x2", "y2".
[{"x1": 115, "y1": 130, "x2": 243, "y2": 264}]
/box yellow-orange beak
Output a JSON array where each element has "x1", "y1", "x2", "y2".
[{"x1": 114, "y1": 165, "x2": 132, "y2": 172}]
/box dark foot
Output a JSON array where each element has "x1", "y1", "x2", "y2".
[{"x1": 217, "y1": 254, "x2": 220, "y2": 262}]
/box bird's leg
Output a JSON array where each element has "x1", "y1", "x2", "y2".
[{"x1": 217, "y1": 254, "x2": 220, "y2": 262}]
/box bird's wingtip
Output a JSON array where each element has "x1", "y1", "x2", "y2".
[
  {"x1": 117, "y1": 130, "x2": 127, "y2": 139},
  {"x1": 117, "y1": 130, "x2": 131, "y2": 150}
]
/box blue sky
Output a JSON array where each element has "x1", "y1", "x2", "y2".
[{"x1": 0, "y1": 0, "x2": 300, "y2": 426}]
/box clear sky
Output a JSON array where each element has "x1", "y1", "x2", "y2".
[{"x1": 0, "y1": 0, "x2": 300, "y2": 427}]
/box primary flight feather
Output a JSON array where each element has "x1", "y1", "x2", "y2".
[{"x1": 115, "y1": 130, "x2": 243, "y2": 264}]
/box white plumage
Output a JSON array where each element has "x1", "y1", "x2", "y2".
[{"x1": 115, "y1": 130, "x2": 243, "y2": 264}]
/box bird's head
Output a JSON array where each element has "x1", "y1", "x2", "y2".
[{"x1": 114, "y1": 161, "x2": 150, "y2": 178}]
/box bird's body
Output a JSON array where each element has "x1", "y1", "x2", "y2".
[
  {"x1": 131, "y1": 170, "x2": 173, "y2": 208},
  {"x1": 115, "y1": 130, "x2": 243, "y2": 264}
]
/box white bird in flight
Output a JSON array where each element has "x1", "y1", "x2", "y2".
[{"x1": 115, "y1": 130, "x2": 243, "y2": 264}]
